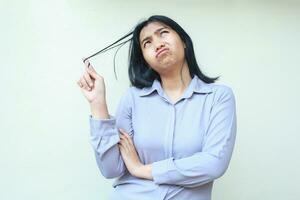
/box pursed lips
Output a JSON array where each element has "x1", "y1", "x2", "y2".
[{"x1": 156, "y1": 48, "x2": 169, "y2": 58}]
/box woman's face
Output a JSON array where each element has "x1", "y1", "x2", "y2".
[{"x1": 139, "y1": 22, "x2": 186, "y2": 75}]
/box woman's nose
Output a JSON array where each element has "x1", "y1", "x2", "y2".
[{"x1": 155, "y1": 42, "x2": 165, "y2": 52}]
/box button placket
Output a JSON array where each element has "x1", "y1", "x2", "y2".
[{"x1": 167, "y1": 105, "x2": 176, "y2": 158}]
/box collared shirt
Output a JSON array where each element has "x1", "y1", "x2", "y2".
[{"x1": 89, "y1": 75, "x2": 237, "y2": 200}]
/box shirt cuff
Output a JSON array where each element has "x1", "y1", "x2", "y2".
[
  {"x1": 89, "y1": 114, "x2": 118, "y2": 137},
  {"x1": 152, "y1": 157, "x2": 176, "y2": 184}
]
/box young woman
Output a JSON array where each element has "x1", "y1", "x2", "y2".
[{"x1": 77, "y1": 15, "x2": 237, "y2": 200}]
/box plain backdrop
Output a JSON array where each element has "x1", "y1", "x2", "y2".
[{"x1": 1, "y1": 0, "x2": 299, "y2": 199}]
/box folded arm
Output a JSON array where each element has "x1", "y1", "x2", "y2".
[{"x1": 151, "y1": 86, "x2": 237, "y2": 188}]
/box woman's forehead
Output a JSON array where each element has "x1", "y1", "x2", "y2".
[{"x1": 139, "y1": 22, "x2": 170, "y2": 41}]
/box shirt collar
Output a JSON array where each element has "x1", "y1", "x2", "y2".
[{"x1": 138, "y1": 75, "x2": 212, "y2": 98}]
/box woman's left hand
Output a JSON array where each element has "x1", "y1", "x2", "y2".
[{"x1": 118, "y1": 129, "x2": 153, "y2": 180}]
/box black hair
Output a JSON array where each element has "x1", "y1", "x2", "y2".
[{"x1": 83, "y1": 15, "x2": 219, "y2": 89}]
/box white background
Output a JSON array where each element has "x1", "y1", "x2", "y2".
[{"x1": 1, "y1": 0, "x2": 299, "y2": 199}]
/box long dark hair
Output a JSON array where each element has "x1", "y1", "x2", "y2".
[{"x1": 83, "y1": 15, "x2": 219, "y2": 89}]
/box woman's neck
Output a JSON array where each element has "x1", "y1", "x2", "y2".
[{"x1": 160, "y1": 61, "x2": 192, "y2": 93}]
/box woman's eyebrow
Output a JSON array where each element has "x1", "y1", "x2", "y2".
[{"x1": 141, "y1": 26, "x2": 168, "y2": 44}]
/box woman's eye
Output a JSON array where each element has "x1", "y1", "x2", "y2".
[
  {"x1": 144, "y1": 41, "x2": 150, "y2": 47},
  {"x1": 161, "y1": 31, "x2": 168, "y2": 35}
]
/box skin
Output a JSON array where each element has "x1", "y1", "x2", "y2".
[
  {"x1": 77, "y1": 21, "x2": 192, "y2": 180},
  {"x1": 140, "y1": 22, "x2": 192, "y2": 102}
]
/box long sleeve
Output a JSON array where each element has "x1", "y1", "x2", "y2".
[
  {"x1": 89, "y1": 88, "x2": 134, "y2": 179},
  {"x1": 151, "y1": 86, "x2": 237, "y2": 188}
]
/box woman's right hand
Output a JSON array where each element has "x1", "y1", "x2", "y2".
[{"x1": 77, "y1": 59, "x2": 107, "y2": 106}]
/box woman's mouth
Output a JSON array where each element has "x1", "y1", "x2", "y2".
[{"x1": 156, "y1": 48, "x2": 169, "y2": 58}]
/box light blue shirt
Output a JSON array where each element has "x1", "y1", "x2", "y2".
[{"x1": 89, "y1": 75, "x2": 237, "y2": 200}]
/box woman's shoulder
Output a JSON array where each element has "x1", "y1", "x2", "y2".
[
  {"x1": 209, "y1": 82, "x2": 234, "y2": 92},
  {"x1": 119, "y1": 86, "x2": 143, "y2": 102},
  {"x1": 194, "y1": 76, "x2": 234, "y2": 96},
  {"x1": 204, "y1": 82, "x2": 235, "y2": 100},
  {"x1": 123, "y1": 86, "x2": 141, "y2": 96},
  {"x1": 124, "y1": 85, "x2": 151, "y2": 97}
]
